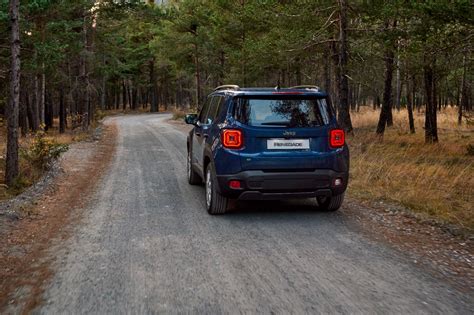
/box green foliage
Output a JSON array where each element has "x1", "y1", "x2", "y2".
[
  {"x1": 7, "y1": 174, "x2": 33, "y2": 193},
  {"x1": 1, "y1": 0, "x2": 472, "y2": 126},
  {"x1": 21, "y1": 131, "x2": 69, "y2": 170},
  {"x1": 0, "y1": 0, "x2": 8, "y2": 22}
]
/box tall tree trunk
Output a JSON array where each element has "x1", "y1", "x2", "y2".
[
  {"x1": 143, "y1": 86, "x2": 148, "y2": 109},
  {"x1": 295, "y1": 58, "x2": 302, "y2": 86},
  {"x1": 376, "y1": 21, "x2": 397, "y2": 135},
  {"x1": 356, "y1": 83, "x2": 361, "y2": 112},
  {"x1": 114, "y1": 83, "x2": 119, "y2": 109},
  {"x1": 376, "y1": 26, "x2": 395, "y2": 135},
  {"x1": 122, "y1": 80, "x2": 127, "y2": 110},
  {"x1": 336, "y1": 0, "x2": 352, "y2": 132},
  {"x1": 330, "y1": 41, "x2": 339, "y2": 116},
  {"x1": 149, "y1": 58, "x2": 158, "y2": 112},
  {"x1": 395, "y1": 40, "x2": 401, "y2": 111},
  {"x1": 424, "y1": 60, "x2": 438, "y2": 143},
  {"x1": 59, "y1": 86, "x2": 66, "y2": 133},
  {"x1": 193, "y1": 42, "x2": 201, "y2": 108},
  {"x1": 44, "y1": 90, "x2": 53, "y2": 130},
  {"x1": 323, "y1": 45, "x2": 332, "y2": 96},
  {"x1": 19, "y1": 87, "x2": 28, "y2": 136},
  {"x1": 80, "y1": 15, "x2": 89, "y2": 130},
  {"x1": 217, "y1": 51, "x2": 225, "y2": 86},
  {"x1": 101, "y1": 70, "x2": 107, "y2": 110},
  {"x1": 458, "y1": 54, "x2": 467, "y2": 125},
  {"x1": 406, "y1": 74, "x2": 415, "y2": 133},
  {"x1": 25, "y1": 89, "x2": 36, "y2": 132},
  {"x1": 34, "y1": 72, "x2": 41, "y2": 127},
  {"x1": 5, "y1": 0, "x2": 20, "y2": 186},
  {"x1": 40, "y1": 63, "x2": 45, "y2": 125}
]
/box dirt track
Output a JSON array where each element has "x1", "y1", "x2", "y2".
[{"x1": 30, "y1": 114, "x2": 472, "y2": 314}]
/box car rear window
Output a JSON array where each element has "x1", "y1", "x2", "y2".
[{"x1": 233, "y1": 97, "x2": 333, "y2": 128}]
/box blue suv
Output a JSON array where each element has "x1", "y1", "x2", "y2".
[{"x1": 185, "y1": 85, "x2": 349, "y2": 215}]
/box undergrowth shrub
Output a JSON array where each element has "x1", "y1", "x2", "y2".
[
  {"x1": 172, "y1": 110, "x2": 186, "y2": 120},
  {"x1": 21, "y1": 131, "x2": 69, "y2": 170},
  {"x1": 466, "y1": 144, "x2": 474, "y2": 156},
  {"x1": 95, "y1": 109, "x2": 106, "y2": 121}
]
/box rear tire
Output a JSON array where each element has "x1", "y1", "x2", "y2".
[
  {"x1": 316, "y1": 193, "x2": 344, "y2": 212},
  {"x1": 187, "y1": 149, "x2": 201, "y2": 185},
  {"x1": 205, "y1": 165, "x2": 229, "y2": 215}
]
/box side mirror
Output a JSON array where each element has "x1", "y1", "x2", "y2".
[{"x1": 184, "y1": 113, "x2": 198, "y2": 125}]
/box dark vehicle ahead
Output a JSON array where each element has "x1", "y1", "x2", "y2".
[{"x1": 185, "y1": 85, "x2": 349, "y2": 214}]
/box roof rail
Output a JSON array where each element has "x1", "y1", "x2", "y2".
[
  {"x1": 289, "y1": 85, "x2": 320, "y2": 90},
  {"x1": 214, "y1": 85, "x2": 240, "y2": 91}
]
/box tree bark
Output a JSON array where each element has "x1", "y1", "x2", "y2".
[
  {"x1": 59, "y1": 86, "x2": 66, "y2": 133},
  {"x1": 101, "y1": 71, "x2": 106, "y2": 110},
  {"x1": 458, "y1": 54, "x2": 467, "y2": 125},
  {"x1": 395, "y1": 40, "x2": 401, "y2": 111},
  {"x1": 122, "y1": 80, "x2": 127, "y2": 110},
  {"x1": 80, "y1": 15, "x2": 89, "y2": 130},
  {"x1": 25, "y1": 89, "x2": 36, "y2": 132},
  {"x1": 40, "y1": 64, "x2": 45, "y2": 125},
  {"x1": 336, "y1": 0, "x2": 352, "y2": 132},
  {"x1": 44, "y1": 90, "x2": 53, "y2": 130},
  {"x1": 5, "y1": 0, "x2": 21, "y2": 186},
  {"x1": 323, "y1": 45, "x2": 332, "y2": 96},
  {"x1": 19, "y1": 87, "x2": 28, "y2": 136},
  {"x1": 149, "y1": 58, "x2": 158, "y2": 112},
  {"x1": 406, "y1": 75, "x2": 415, "y2": 133},
  {"x1": 193, "y1": 42, "x2": 201, "y2": 108},
  {"x1": 376, "y1": 31, "x2": 395, "y2": 135},
  {"x1": 424, "y1": 60, "x2": 438, "y2": 143}
]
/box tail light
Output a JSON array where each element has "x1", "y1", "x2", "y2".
[
  {"x1": 329, "y1": 129, "x2": 345, "y2": 148},
  {"x1": 229, "y1": 180, "x2": 242, "y2": 189},
  {"x1": 221, "y1": 129, "x2": 243, "y2": 149}
]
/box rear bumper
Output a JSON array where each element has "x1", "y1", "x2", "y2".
[{"x1": 216, "y1": 169, "x2": 348, "y2": 200}]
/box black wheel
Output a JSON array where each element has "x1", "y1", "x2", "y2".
[
  {"x1": 316, "y1": 193, "x2": 344, "y2": 212},
  {"x1": 205, "y1": 164, "x2": 229, "y2": 215},
  {"x1": 187, "y1": 149, "x2": 201, "y2": 185}
]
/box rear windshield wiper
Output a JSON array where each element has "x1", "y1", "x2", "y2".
[{"x1": 260, "y1": 121, "x2": 291, "y2": 126}]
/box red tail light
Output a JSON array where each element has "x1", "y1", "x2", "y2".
[
  {"x1": 229, "y1": 180, "x2": 242, "y2": 189},
  {"x1": 222, "y1": 129, "x2": 243, "y2": 149},
  {"x1": 329, "y1": 129, "x2": 345, "y2": 148}
]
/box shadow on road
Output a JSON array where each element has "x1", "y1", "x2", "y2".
[{"x1": 225, "y1": 199, "x2": 344, "y2": 218}]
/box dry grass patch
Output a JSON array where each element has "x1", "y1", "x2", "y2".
[
  {"x1": 349, "y1": 107, "x2": 473, "y2": 231},
  {"x1": 0, "y1": 123, "x2": 92, "y2": 201}
]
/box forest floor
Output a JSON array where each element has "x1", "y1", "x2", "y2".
[
  {"x1": 0, "y1": 119, "x2": 94, "y2": 203},
  {"x1": 348, "y1": 107, "x2": 473, "y2": 234}
]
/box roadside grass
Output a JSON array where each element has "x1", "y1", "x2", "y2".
[
  {"x1": 0, "y1": 120, "x2": 91, "y2": 201},
  {"x1": 172, "y1": 109, "x2": 186, "y2": 120},
  {"x1": 172, "y1": 107, "x2": 197, "y2": 120},
  {"x1": 348, "y1": 107, "x2": 473, "y2": 232}
]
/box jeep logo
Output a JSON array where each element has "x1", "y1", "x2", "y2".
[{"x1": 283, "y1": 131, "x2": 296, "y2": 137}]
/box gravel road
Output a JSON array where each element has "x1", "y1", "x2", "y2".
[{"x1": 39, "y1": 114, "x2": 473, "y2": 314}]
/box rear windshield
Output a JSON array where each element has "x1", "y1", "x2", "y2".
[{"x1": 233, "y1": 97, "x2": 333, "y2": 127}]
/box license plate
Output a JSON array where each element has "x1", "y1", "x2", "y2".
[{"x1": 267, "y1": 139, "x2": 310, "y2": 150}]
